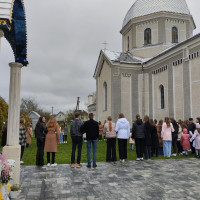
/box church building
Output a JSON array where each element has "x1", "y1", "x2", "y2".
[{"x1": 94, "y1": 0, "x2": 200, "y2": 123}]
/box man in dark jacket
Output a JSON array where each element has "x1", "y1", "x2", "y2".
[
  {"x1": 188, "y1": 118, "x2": 196, "y2": 155},
  {"x1": 70, "y1": 113, "x2": 84, "y2": 168},
  {"x1": 80, "y1": 113, "x2": 99, "y2": 168},
  {"x1": 132, "y1": 114, "x2": 145, "y2": 161},
  {"x1": 170, "y1": 117, "x2": 179, "y2": 156}
]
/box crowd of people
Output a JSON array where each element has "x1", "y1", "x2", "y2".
[{"x1": 1, "y1": 112, "x2": 200, "y2": 168}]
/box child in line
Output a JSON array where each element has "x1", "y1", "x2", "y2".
[
  {"x1": 59, "y1": 125, "x2": 64, "y2": 144},
  {"x1": 180, "y1": 125, "x2": 190, "y2": 156},
  {"x1": 190, "y1": 124, "x2": 200, "y2": 158}
]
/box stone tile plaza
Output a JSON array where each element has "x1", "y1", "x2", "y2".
[{"x1": 19, "y1": 159, "x2": 200, "y2": 200}]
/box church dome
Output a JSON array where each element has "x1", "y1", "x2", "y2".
[{"x1": 122, "y1": 0, "x2": 190, "y2": 28}]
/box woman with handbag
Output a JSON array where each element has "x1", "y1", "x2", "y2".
[{"x1": 35, "y1": 116, "x2": 48, "y2": 167}]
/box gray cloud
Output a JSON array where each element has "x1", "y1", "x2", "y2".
[{"x1": 0, "y1": 0, "x2": 199, "y2": 114}]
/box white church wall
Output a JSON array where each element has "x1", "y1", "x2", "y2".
[
  {"x1": 97, "y1": 61, "x2": 111, "y2": 123},
  {"x1": 173, "y1": 63, "x2": 184, "y2": 120},
  {"x1": 190, "y1": 56, "x2": 200, "y2": 119},
  {"x1": 136, "y1": 20, "x2": 158, "y2": 48},
  {"x1": 138, "y1": 73, "x2": 149, "y2": 117},
  {"x1": 121, "y1": 73, "x2": 132, "y2": 124},
  {"x1": 153, "y1": 70, "x2": 169, "y2": 120},
  {"x1": 165, "y1": 19, "x2": 186, "y2": 44}
]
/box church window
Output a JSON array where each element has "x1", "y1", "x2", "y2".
[
  {"x1": 144, "y1": 28, "x2": 151, "y2": 45},
  {"x1": 159, "y1": 85, "x2": 165, "y2": 109},
  {"x1": 127, "y1": 36, "x2": 130, "y2": 51},
  {"x1": 103, "y1": 82, "x2": 107, "y2": 111},
  {"x1": 172, "y1": 27, "x2": 178, "y2": 43}
]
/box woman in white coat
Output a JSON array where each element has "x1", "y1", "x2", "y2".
[{"x1": 115, "y1": 113, "x2": 130, "y2": 162}]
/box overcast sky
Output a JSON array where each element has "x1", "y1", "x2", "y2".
[{"x1": 0, "y1": 0, "x2": 199, "y2": 114}]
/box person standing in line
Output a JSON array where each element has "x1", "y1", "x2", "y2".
[
  {"x1": 170, "y1": 117, "x2": 179, "y2": 156},
  {"x1": 180, "y1": 125, "x2": 190, "y2": 156},
  {"x1": 115, "y1": 113, "x2": 130, "y2": 163},
  {"x1": 177, "y1": 120, "x2": 183, "y2": 155},
  {"x1": 188, "y1": 118, "x2": 196, "y2": 155},
  {"x1": 161, "y1": 117, "x2": 174, "y2": 157},
  {"x1": 129, "y1": 132, "x2": 135, "y2": 151},
  {"x1": 44, "y1": 117, "x2": 60, "y2": 167},
  {"x1": 143, "y1": 115, "x2": 153, "y2": 160},
  {"x1": 1, "y1": 121, "x2": 7, "y2": 147},
  {"x1": 98, "y1": 121, "x2": 103, "y2": 141},
  {"x1": 132, "y1": 114, "x2": 145, "y2": 161},
  {"x1": 26, "y1": 123, "x2": 33, "y2": 148},
  {"x1": 156, "y1": 120, "x2": 163, "y2": 155},
  {"x1": 103, "y1": 116, "x2": 117, "y2": 162},
  {"x1": 59, "y1": 125, "x2": 64, "y2": 144},
  {"x1": 70, "y1": 113, "x2": 83, "y2": 168},
  {"x1": 19, "y1": 118, "x2": 26, "y2": 163},
  {"x1": 190, "y1": 124, "x2": 200, "y2": 158},
  {"x1": 150, "y1": 119, "x2": 159, "y2": 157},
  {"x1": 80, "y1": 113, "x2": 99, "y2": 168},
  {"x1": 63, "y1": 122, "x2": 68, "y2": 143},
  {"x1": 35, "y1": 117, "x2": 48, "y2": 167}
]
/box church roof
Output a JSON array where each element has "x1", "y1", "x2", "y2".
[
  {"x1": 122, "y1": 0, "x2": 190, "y2": 28},
  {"x1": 104, "y1": 50, "x2": 151, "y2": 63}
]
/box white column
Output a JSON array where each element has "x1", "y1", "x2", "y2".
[{"x1": 3, "y1": 62, "x2": 23, "y2": 185}]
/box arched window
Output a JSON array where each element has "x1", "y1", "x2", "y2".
[
  {"x1": 103, "y1": 82, "x2": 107, "y2": 111},
  {"x1": 144, "y1": 28, "x2": 151, "y2": 45},
  {"x1": 159, "y1": 85, "x2": 165, "y2": 109},
  {"x1": 172, "y1": 27, "x2": 178, "y2": 43},
  {"x1": 127, "y1": 36, "x2": 130, "y2": 51}
]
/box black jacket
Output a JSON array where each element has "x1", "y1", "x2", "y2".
[
  {"x1": 151, "y1": 126, "x2": 159, "y2": 148},
  {"x1": 70, "y1": 119, "x2": 83, "y2": 137},
  {"x1": 188, "y1": 123, "x2": 196, "y2": 134},
  {"x1": 132, "y1": 119, "x2": 145, "y2": 139},
  {"x1": 80, "y1": 119, "x2": 99, "y2": 140},
  {"x1": 144, "y1": 122, "x2": 153, "y2": 146},
  {"x1": 171, "y1": 120, "x2": 178, "y2": 135},
  {"x1": 35, "y1": 122, "x2": 48, "y2": 140}
]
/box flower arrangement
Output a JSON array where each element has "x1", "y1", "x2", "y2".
[{"x1": 0, "y1": 153, "x2": 11, "y2": 184}]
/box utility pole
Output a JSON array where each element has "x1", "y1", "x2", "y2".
[
  {"x1": 51, "y1": 106, "x2": 54, "y2": 115},
  {"x1": 76, "y1": 97, "x2": 80, "y2": 111}
]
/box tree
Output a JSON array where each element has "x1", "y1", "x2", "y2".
[
  {"x1": 66, "y1": 109, "x2": 88, "y2": 123},
  {"x1": 20, "y1": 97, "x2": 51, "y2": 121}
]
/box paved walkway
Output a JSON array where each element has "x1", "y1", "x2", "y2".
[{"x1": 18, "y1": 158, "x2": 200, "y2": 200}]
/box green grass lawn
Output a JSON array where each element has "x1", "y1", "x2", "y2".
[{"x1": 20, "y1": 135, "x2": 195, "y2": 165}]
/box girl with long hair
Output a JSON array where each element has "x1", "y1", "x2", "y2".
[
  {"x1": 161, "y1": 117, "x2": 174, "y2": 157},
  {"x1": 44, "y1": 117, "x2": 60, "y2": 166},
  {"x1": 103, "y1": 116, "x2": 117, "y2": 162}
]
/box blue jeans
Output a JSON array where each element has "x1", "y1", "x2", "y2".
[
  {"x1": 60, "y1": 133, "x2": 63, "y2": 143},
  {"x1": 87, "y1": 140, "x2": 97, "y2": 166},
  {"x1": 163, "y1": 140, "x2": 172, "y2": 157}
]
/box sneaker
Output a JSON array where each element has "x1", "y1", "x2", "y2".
[
  {"x1": 120, "y1": 159, "x2": 123, "y2": 162},
  {"x1": 76, "y1": 164, "x2": 82, "y2": 168},
  {"x1": 122, "y1": 159, "x2": 125, "y2": 163},
  {"x1": 51, "y1": 163, "x2": 57, "y2": 167},
  {"x1": 20, "y1": 161, "x2": 24, "y2": 164},
  {"x1": 172, "y1": 153, "x2": 177, "y2": 156},
  {"x1": 93, "y1": 164, "x2": 97, "y2": 168},
  {"x1": 47, "y1": 163, "x2": 51, "y2": 167},
  {"x1": 136, "y1": 158, "x2": 140, "y2": 161},
  {"x1": 70, "y1": 163, "x2": 75, "y2": 168},
  {"x1": 140, "y1": 158, "x2": 144, "y2": 161},
  {"x1": 87, "y1": 164, "x2": 91, "y2": 168}
]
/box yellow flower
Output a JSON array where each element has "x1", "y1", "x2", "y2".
[
  {"x1": 0, "y1": 193, "x2": 2, "y2": 199},
  {"x1": 7, "y1": 184, "x2": 11, "y2": 192}
]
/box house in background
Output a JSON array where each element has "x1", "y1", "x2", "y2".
[
  {"x1": 29, "y1": 111, "x2": 40, "y2": 129},
  {"x1": 55, "y1": 111, "x2": 66, "y2": 123}
]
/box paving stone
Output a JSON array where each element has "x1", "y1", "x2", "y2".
[{"x1": 19, "y1": 158, "x2": 200, "y2": 199}]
